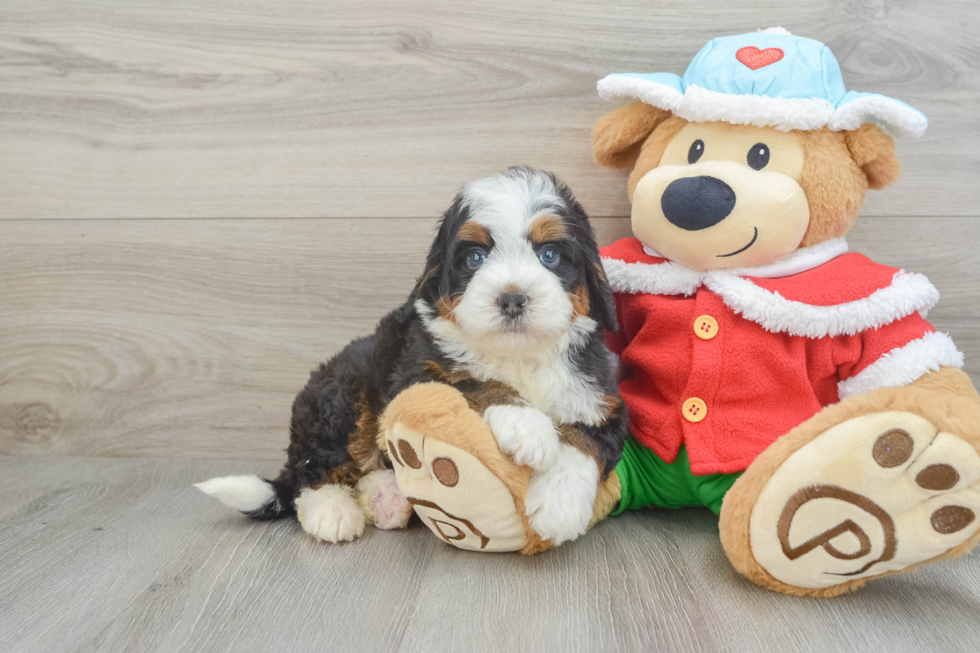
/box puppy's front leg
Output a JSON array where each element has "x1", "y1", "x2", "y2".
[
  {"x1": 528, "y1": 424, "x2": 608, "y2": 546},
  {"x1": 483, "y1": 406, "x2": 600, "y2": 545},
  {"x1": 482, "y1": 404, "x2": 561, "y2": 470},
  {"x1": 295, "y1": 482, "x2": 366, "y2": 543},
  {"x1": 524, "y1": 439, "x2": 600, "y2": 546}
]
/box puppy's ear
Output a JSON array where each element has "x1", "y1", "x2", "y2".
[
  {"x1": 593, "y1": 101, "x2": 673, "y2": 170},
  {"x1": 572, "y1": 212, "x2": 618, "y2": 334},
  {"x1": 552, "y1": 176, "x2": 619, "y2": 334},
  {"x1": 585, "y1": 253, "x2": 618, "y2": 334},
  {"x1": 844, "y1": 123, "x2": 903, "y2": 190},
  {"x1": 412, "y1": 196, "x2": 466, "y2": 302}
]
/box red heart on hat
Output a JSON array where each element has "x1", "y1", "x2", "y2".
[{"x1": 736, "y1": 46, "x2": 784, "y2": 70}]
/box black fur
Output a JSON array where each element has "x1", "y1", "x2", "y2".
[
  {"x1": 251, "y1": 168, "x2": 627, "y2": 519},
  {"x1": 538, "y1": 169, "x2": 619, "y2": 335}
]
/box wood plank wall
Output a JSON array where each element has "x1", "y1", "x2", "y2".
[{"x1": 2, "y1": 1, "x2": 978, "y2": 459}]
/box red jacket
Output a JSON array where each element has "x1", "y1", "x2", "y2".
[{"x1": 600, "y1": 237, "x2": 963, "y2": 476}]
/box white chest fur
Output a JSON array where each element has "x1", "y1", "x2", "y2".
[
  {"x1": 417, "y1": 300, "x2": 609, "y2": 426},
  {"x1": 470, "y1": 353, "x2": 608, "y2": 426}
]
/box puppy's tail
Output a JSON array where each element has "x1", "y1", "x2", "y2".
[{"x1": 194, "y1": 474, "x2": 294, "y2": 520}]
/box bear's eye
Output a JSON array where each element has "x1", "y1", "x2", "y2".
[
  {"x1": 747, "y1": 143, "x2": 770, "y2": 170},
  {"x1": 687, "y1": 139, "x2": 704, "y2": 164}
]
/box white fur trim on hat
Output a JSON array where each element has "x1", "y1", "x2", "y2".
[
  {"x1": 837, "y1": 331, "x2": 964, "y2": 399},
  {"x1": 678, "y1": 85, "x2": 836, "y2": 132},
  {"x1": 597, "y1": 79, "x2": 928, "y2": 137},
  {"x1": 597, "y1": 78, "x2": 836, "y2": 133},
  {"x1": 829, "y1": 94, "x2": 929, "y2": 138},
  {"x1": 597, "y1": 76, "x2": 683, "y2": 111}
]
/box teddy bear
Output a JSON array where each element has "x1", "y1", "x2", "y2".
[
  {"x1": 587, "y1": 28, "x2": 980, "y2": 596},
  {"x1": 381, "y1": 28, "x2": 980, "y2": 597}
]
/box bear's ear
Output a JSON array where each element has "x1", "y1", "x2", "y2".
[
  {"x1": 593, "y1": 101, "x2": 673, "y2": 169},
  {"x1": 844, "y1": 123, "x2": 903, "y2": 190}
]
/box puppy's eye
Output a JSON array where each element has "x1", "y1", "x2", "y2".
[
  {"x1": 465, "y1": 248, "x2": 486, "y2": 270},
  {"x1": 747, "y1": 143, "x2": 770, "y2": 170},
  {"x1": 538, "y1": 246, "x2": 560, "y2": 267},
  {"x1": 688, "y1": 139, "x2": 704, "y2": 164}
]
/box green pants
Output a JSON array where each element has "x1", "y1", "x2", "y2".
[{"x1": 612, "y1": 435, "x2": 741, "y2": 516}]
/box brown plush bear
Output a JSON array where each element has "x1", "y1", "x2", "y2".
[
  {"x1": 383, "y1": 30, "x2": 980, "y2": 598},
  {"x1": 590, "y1": 98, "x2": 980, "y2": 596},
  {"x1": 586, "y1": 30, "x2": 980, "y2": 597}
]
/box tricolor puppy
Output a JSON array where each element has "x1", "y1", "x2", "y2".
[{"x1": 196, "y1": 167, "x2": 627, "y2": 546}]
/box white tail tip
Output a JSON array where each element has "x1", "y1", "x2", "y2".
[{"x1": 194, "y1": 474, "x2": 275, "y2": 512}]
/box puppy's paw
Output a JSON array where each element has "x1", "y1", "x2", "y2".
[
  {"x1": 356, "y1": 469, "x2": 413, "y2": 530},
  {"x1": 295, "y1": 484, "x2": 366, "y2": 543},
  {"x1": 525, "y1": 445, "x2": 599, "y2": 545},
  {"x1": 483, "y1": 405, "x2": 560, "y2": 470}
]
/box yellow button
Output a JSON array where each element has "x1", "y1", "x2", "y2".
[
  {"x1": 682, "y1": 397, "x2": 708, "y2": 423},
  {"x1": 694, "y1": 315, "x2": 719, "y2": 340}
]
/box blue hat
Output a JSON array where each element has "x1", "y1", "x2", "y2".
[{"x1": 597, "y1": 28, "x2": 927, "y2": 138}]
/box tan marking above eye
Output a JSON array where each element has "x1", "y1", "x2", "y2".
[
  {"x1": 528, "y1": 214, "x2": 567, "y2": 244},
  {"x1": 457, "y1": 221, "x2": 493, "y2": 247}
]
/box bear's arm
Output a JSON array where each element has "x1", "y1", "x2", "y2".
[
  {"x1": 910, "y1": 366, "x2": 980, "y2": 402},
  {"x1": 830, "y1": 311, "x2": 965, "y2": 402}
]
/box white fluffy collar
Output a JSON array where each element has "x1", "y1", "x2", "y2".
[
  {"x1": 635, "y1": 238, "x2": 848, "y2": 293},
  {"x1": 601, "y1": 238, "x2": 939, "y2": 338}
]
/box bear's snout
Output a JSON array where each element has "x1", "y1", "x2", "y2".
[{"x1": 660, "y1": 176, "x2": 736, "y2": 231}]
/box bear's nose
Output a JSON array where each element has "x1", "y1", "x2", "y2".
[{"x1": 660, "y1": 176, "x2": 736, "y2": 231}]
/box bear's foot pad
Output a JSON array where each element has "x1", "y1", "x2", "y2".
[
  {"x1": 387, "y1": 421, "x2": 528, "y2": 552},
  {"x1": 750, "y1": 411, "x2": 980, "y2": 589}
]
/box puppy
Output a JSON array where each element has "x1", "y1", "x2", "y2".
[{"x1": 196, "y1": 167, "x2": 628, "y2": 546}]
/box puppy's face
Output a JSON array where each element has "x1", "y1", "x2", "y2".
[{"x1": 415, "y1": 168, "x2": 616, "y2": 356}]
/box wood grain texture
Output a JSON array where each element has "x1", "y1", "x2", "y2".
[
  {"x1": 3, "y1": 3, "x2": 979, "y2": 650},
  {"x1": 1, "y1": 0, "x2": 978, "y2": 219},
  {"x1": 1, "y1": 454, "x2": 979, "y2": 653},
  {"x1": 1, "y1": 216, "x2": 978, "y2": 459}
]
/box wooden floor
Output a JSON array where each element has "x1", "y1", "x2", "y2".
[
  {"x1": 2, "y1": 455, "x2": 980, "y2": 653},
  {"x1": 2, "y1": 1, "x2": 980, "y2": 651}
]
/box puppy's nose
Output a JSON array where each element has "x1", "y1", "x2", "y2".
[
  {"x1": 497, "y1": 292, "x2": 528, "y2": 318},
  {"x1": 661, "y1": 176, "x2": 736, "y2": 231}
]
